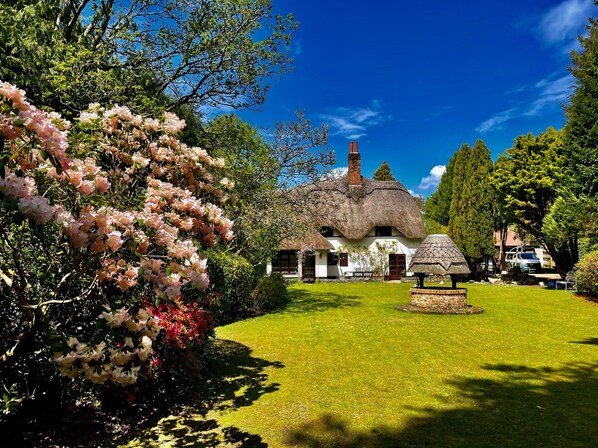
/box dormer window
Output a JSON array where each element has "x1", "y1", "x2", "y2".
[
  {"x1": 375, "y1": 226, "x2": 392, "y2": 236},
  {"x1": 320, "y1": 226, "x2": 334, "y2": 237}
]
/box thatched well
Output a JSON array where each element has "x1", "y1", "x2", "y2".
[{"x1": 397, "y1": 234, "x2": 483, "y2": 314}]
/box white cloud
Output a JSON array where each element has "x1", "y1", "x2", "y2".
[
  {"x1": 538, "y1": 0, "x2": 594, "y2": 51},
  {"x1": 323, "y1": 166, "x2": 348, "y2": 179},
  {"x1": 318, "y1": 101, "x2": 391, "y2": 139},
  {"x1": 476, "y1": 108, "x2": 517, "y2": 134},
  {"x1": 418, "y1": 165, "x2": 446, "y2": 191},
  {"x1": 476, "y1": 73, "x2": 573, "y2": 133}
]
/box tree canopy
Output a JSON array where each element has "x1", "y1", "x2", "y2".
[
  {"x1": 0, "y1": 0, "x2": 298, "y2": 115},
  {"x1": 565, "y1": 10, "x2": 598, "y2": 197},
  {"x1": 447, "y1": 141, "x2": 495, "y2": 264},
  {"x1": 372, "y1": 161, "x2": 396, "y2": 181},
  {"x1": 425, "y1": 153, "x2": 456, "y2": 227},
  {"x1": 201, "y1": 113, "x2": 334, "y2": 266},
  {"x1": 492, "y1": 127, "x2": 577, "y2": 274}
]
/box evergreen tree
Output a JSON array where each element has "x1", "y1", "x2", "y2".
[
  {"x1": 459, "y1": 140, "x2": 495, "y2": 262},
  {"x1": 565, "y1": 7, "x2": 598, "y2": 196},
  {"x1": 448, "y1": 144, "x2": 473, "y2": 251},
  {"x1": 561, "y1": 5, "x2": 598, "y2": 254},
  {"x1": 493, "y1": 127, "x2": 576, "y2": 275},
  {"x1": 372, "y1": 161, "x2": 396, "y2": 181},
  {"x1": 425, "y1": 153, "x2": 456, "y2": 226}
]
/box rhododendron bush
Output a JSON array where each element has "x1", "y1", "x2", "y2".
[{"x1": 0, "y1": 82, "x2": 233, "y2": 400}]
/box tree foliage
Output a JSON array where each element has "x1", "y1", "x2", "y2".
[
  {"x1": 448, "y1": 141, "x2": 495, "y2": 263},
  {"x1": 0, "y1": 0, "x2": 298, "y2": 115},
  {"x1": 372, "y1": 161, "x2": 396, "y2": 181},
  {"x1": 493, "y1": 127, "x2": 577, "y2": 274},
  {"x1": 425, "y1": 155, "x2": 455, "y2": 227},
  {"x1": 202, "y1": 113, "x2": 335, "y2": 267},
  {"x1": 565, "y1": 10, "x2": 598, "y2": 197}
]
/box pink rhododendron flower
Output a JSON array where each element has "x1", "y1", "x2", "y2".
[
  {"x1": 17, "y1": 196, "x2": 55, "y2": 224},
  {"x1": 106, "y1": 231, "x2": 124, "y2": 252}
]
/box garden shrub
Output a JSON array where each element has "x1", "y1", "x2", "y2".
[
  {"x1": 576, "y1": 250, "x2": 598, "y2": 296},
  {"x1": 0, "y1": 82, "x2": 233, "y2": 415},
  {"x1": 501, "y1": 267, "x2": 540, "y2": 285},
  {"x1": 252, "y1": 273, "x2": 289, "y2": 312},
  {"x1": 206, "y1": 249, "x2": 256, "y2": 323}
]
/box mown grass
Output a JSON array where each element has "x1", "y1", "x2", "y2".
[{"x1": 123, "y1": 282, "x2": 598, "y2": 447}]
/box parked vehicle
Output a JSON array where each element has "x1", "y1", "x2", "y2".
[
  {"x1": 479, "y1": 258, "x2": 498, "y2": 274},
  {"x1": 505, "y1": 249, "x2": 542, "y2": 273}
]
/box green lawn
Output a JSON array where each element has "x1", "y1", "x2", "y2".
[{"x1": 124, "y1": 282, "x2": 598, "y2": 447}]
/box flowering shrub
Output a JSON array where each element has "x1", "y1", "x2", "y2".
[
  {"x1": 148, "y1": 300, "x2": 213, "y2": 350},
  {"x1": 576, "y1": 250, "x2": 598, "y2": 297},
  {"x1": 54, "y1": 307, "x2": 160, "y2": 385},
  {"x1": 0, "y1": 82, "x2": 233, "y2": 399}
]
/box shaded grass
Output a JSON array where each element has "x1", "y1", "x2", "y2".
[{"x1": 123, "y1": 282, "x2": 598, "y2": 447}]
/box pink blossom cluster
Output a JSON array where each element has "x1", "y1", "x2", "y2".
[
  {"x1": 54, "y1": 306, "x2": 159, "y2": 386},
  {"x1": 0, "y1": 82, "x2": 233, "y2": 299},
  {"x1": 0, "y1": 83, "x2": 70, "y2": 170}
]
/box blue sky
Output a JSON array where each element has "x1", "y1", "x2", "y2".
[{"x1": 233, "y1": 0, "x2": 596, "y2": 196}]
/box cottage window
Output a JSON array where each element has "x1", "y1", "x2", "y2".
[
  {"x1": 327, "y1": 253, "x2": 339, "y2": 265},
  {"x1": 375, "y1": 226, "x2": 392, "y2": 236},
  {"x1": 320, "y1": 226, "x2": 334, "y2": 237},
  {"x1": 271, "y1": 250, "x2": 298, "y2": 274},
  {"x1": 339, "y1": 252, "x2": 348, "y2": 267}
]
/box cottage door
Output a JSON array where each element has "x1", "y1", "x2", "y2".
[
  {"x1": 302, "y1": 254, "x2": 316, "y2": 282},
  {"x1": 388, "y1": 254, "x2": 406, "y2": 280}
]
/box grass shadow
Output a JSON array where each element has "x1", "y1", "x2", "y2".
[
  {"x1": 120, "y1": 339, "x2": 283, "y2": 447},
  {"x1": 128, "y1": 414, "x2": 267, "y2": 447},
  {"x1": 277, "y1": 289, "x2": 362, "y2": 315},
  {"x1": 286, "y1": 361, "x2": 598, "y2": 447},
  {"x1": 570, "y1": 337, "x2": 598, "y2": 345}
]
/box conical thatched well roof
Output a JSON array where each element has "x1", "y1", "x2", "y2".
[{"x1": 408, "y1": 234, "x2": 470, "y2": 275}]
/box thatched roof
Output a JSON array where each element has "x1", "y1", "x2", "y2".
[
  {"x1": 408, "y1": 234, "x2": 471, "y2": 275},
  {"x1": 304, "y1": 175, "x2": 426, "y2": 240},
  {"x1": 280, "y1": 232, "x2": 334, "y2": 251}
]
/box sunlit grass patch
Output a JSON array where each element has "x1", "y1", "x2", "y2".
[{"x1": 124, "y1": 282, "x2": 598, "y2": 447}]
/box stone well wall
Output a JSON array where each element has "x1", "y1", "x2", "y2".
[{"x1": 409, "y1": 287, "x2": 467, "y2": 310}]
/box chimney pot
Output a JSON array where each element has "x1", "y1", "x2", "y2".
[{"x1": 348, "y1": 140, "x2": 362, "y2": 186}]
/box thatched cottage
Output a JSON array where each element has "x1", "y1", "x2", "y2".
[{"x1": 266, "y1": 142, "x2": 427, "y2": 281}]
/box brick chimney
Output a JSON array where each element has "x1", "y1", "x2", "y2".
[{"x1": 348, "y1": 140, "x2": 361, "y2": 186}]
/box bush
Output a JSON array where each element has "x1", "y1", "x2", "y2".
[
  {"x1": 500, "y1": 266, "x2": 540, "y2": 285},
  {"x1": 576, "y1": 250, "x2": 598, "y2": 296},
  {"x1": 206, "y1": 250, "x2": 256, "y2": 323},
  {"x1": 252, "y1": 273, "x2": 289, "y2": 312}
]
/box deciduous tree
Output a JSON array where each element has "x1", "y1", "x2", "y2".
[
  {"x1": 0, "y1": 0, "x2": 298, "y2": 115},
  {"x1": 202, "y1": 113, "x2": 335, "y2": 267}
]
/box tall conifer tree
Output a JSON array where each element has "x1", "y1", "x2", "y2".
[
  {"x1": 460, "y1": 140, "x2": 495, "y2": 261},
  {"x1": 372, "y1": 161, "x2": 396, "y2": 181},
  {"x1": 448, "y1": 144, "x2": 473, "y2": 252},
  {"x1": 565, "y1": 8, "x2": 598, "y2": 196},
  {"x1": 425, "y1": 154, "x2": 456, "y2": 226}
]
